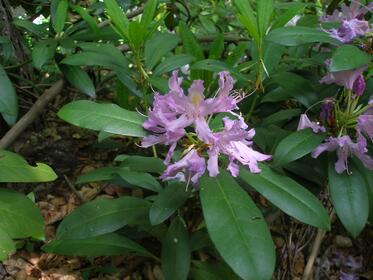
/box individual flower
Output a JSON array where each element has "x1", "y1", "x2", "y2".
[
  {"x1": 357, "y1": 111, "x2": 373, "y2": 142},
  {"x1": 320, "y1": 60, "x2": 367, "y2": 94},
  {"x1": 320, "y1": 1, "x2": 372, "y2": 42},
  {"x1": 297, "y1": 114, "x2": 326, "y2": 133},
  {"x1": 320, "y1": 98, "x2": 334, "y2": 121},
  {"x1": 207, "y1": 117, "x2": 271, "y2": 177},
  {"x1": 160, "y1": 149, "x2": 206, "y2": 185},
  {"x1": 312, "y1": 135, "x2": 373, "y2": 173}
]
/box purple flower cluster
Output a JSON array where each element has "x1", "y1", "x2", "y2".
[
  {"x1": 320, "y1": 0, "x2": 372, "y2": 43},
  {"x1": 142, "y1": 71, "x2": 271, "y2": 184}
]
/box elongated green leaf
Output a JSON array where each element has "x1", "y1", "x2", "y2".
[
  {"x1": 0, "y1": 189, "x2": 44, "y2": 239},
  {"x1": 13, "y1": 19, "x2": 48, "y2": 37},
  {"x1": 144, "y1": 32, "x2": 180, "y2": 70},
  {"x1": 162, "y1": 217, "x2": 190, "y2": 280},
  {"x1": 266, "y1": 26, "x2": 340, "y2": 46},
  {"x1": 52, "y1": 0, "x2": 68, "y2": 33},
  {"x1": 57, "y1": 197, "x2": 150, "y2": 239},
  {"x1": 57, "y1": 100, "x2": 146, "y2": 137},
  {"x1": 191, "y1": 261, "x2": 241, "y2": 280},
  {"x1": 59, "y1": 65, "x2": 96, "y2": 98},
  {"x1": 233, "y1": 0, "x2": 259, "y2": 43},
  {"x1": 76, "y1": 166, "x2": 123, "y2": 184},
  {"x1": 328, "y1": 160, "x2": 369, "y2": 237},
  {"x1": 32, "y1": 39, "x2": 57, "y2": 69},
  {"x1": 273, "y1": 129, "x2": 325, "y2": 166},
  {"x1": 153, "y1": 54, "x2": 195, "y2": 76},
  {"x1": 141, "y1": 0, "x2": 157, "y2": 29},
  {"x1": 0, "y1": 150, "x2": 57, "y2": 182},
  {"x1": 0, "y1": 228, "x2": 15, "y2": 261},
  {"x1": 262, "y1": 108, "x2": 301, "y2": 126},
  {"x1": 72, "y1": 5, "x2": 99, "y2": 33},
  {"x1": 117, "y1": 170, "x2": 162, "y2": 192},
  {"x1": 240, "y1": 165, "x2": 330, "y2": 229},
  {"x1": 208, "y1": 33, "x2": 224, "y2": 60},
  {"x1": 43, "y1": 233, "x2": 153, "y2": 257},
  {"x1": 0, "y1": 65, "x2": 18, "y2": 125},
  {"x1": 104, "y1": 0, "x2": 129, "y2": 38},
  {"x1": 271, "y1": 4, "x2": 306, "y2": 30},
  {"x1": 200, "y1": 171, "x2": 275, "y2": 280},
  {"x1": 257, "y1": 0, "x2": 273, "y2": 38},
  {"x1": 179, "y1": 21, "x2": 204, "y2": 60},
  {"x1": 150, "y1": 183, "x2": 189, "y2": 225},
  {"x1": 330, "y1": 45, "x2": 372, "y2": 72}
]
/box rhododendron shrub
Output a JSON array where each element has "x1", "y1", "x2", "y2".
[{"x1": 9, "y1": 0, "x2": 368, "y2": 279}]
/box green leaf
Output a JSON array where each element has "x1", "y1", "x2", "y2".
[
  {"x1": 0, "y1": 228, "x2": 15, "y2": 261},
  {"x1": 56, "y1": 197, "x2": 150, "y2": 239},
  {"x1": 115, "y1": 155, "x2": 165, "y2": 174},
  {"x1": 233, "y1": 0, "x2": 260, "y2": 43},
  {"x1": 52, "y1": 0, "x2": 68, "y2": 33},
  {"x1": 257, "y1": 0, "x2": 273, "y2": 38},
  {"x1": 117, "y1": 170, "x2": 162, "y2": 192},
  {"x1": 200, "y1": 171, "x2": 275, "y2": 280},
  {"x1": 179, "y1": 21, "x2": 204, "y2": 60},
  {"x1": 208, "y1": 33, "x2": 225, "y2": 60},
  {"x1": 153, "y1": 54, "x2": 195, "y2": 76},
  {"x1": 328, "y1": 160, "x2": 369, "y2": 237},
  {"x1": 59, "y1": 65, "x2": 96, "y2": 98},
  {"x1": 261, "y1": 108, "x2": 301, "y2": 126},
  {"x1": 141, "y1": 0, "x2": 157, "y2": 29},
  {"x1": 57, "y1": 100, "x2": 146, "y2": 137},
  {"x1": 32, "y1": 39, "x2": 57, "y2": 69},
  {"x1": 330, "y1": 45, "x2": 372, "y2": 72},
  {"x1": 0, "y1": 65, "x2": 18, "y2": 125},
  {"x1": 144, "y1": 32, "x2": 180, "y2": 70},
  {"x1": 0, "y1": 150, "x2": 57, "y2": 182},
  {"x1": 266, "y1": 26, "x2": 340, "y2": 46},
  {"x1": 128, "y1": 21, "x2": 145, "y2": 50},
  {"x1": 0, "y1": 189, "x2": 44, "y2": 239},
  {"x1": 104, "y1": 0, "x2": 129, "y2": 38},
  {"x1": 13, "y1": 19, "x2": 48, "y2": 37},
  {"x1": 271, "y1": 4, "x2": 306, "y2": 30},
  {"x1": 162, "y1": 217, "x2": 191, "y2": 280},
  {"x1": 191, "y1": 59, "x2": 248, "y2": 81},
  {"x1": 76, "y1": 166, "x2": 123, "y2": 184},
  {"x1": 240, "y1": 165, "x2": 330, "y2": 229},
  {"x1": 273, "y1": 129, "x2": 325, "y2": 166},
  {"x1": 150, "y1": 182, "x2": 189, "y2": 225},
  {"x1": 72, "y1": 5, "x2": 99, "y2": 33},
  {"x1": 191, "y1": 261, "x2": 241, "y2": 280},
  {"x1": 43, "y1": 233, "x2": 153, "y2": 257}
]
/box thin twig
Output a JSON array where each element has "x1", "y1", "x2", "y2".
[
  {"x1": 64, "y1": 175, "x2": 85, "y2": 203},
  {"x1": 0, "y1": 80, "x2": 65, "y2": 149}
]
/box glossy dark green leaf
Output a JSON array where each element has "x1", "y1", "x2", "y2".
[
  {"x1": 150, "y1": 183, "x2": 189, "y2": 225},
  {"x1": 141, "y1": 0, "x2": 157, "y2": 29},
  {"x1": 266, "y1": 26, "x2": 340, "y2": 46},
  {"x1": 104, "y1": 0, "x2": 129, "y2": 38},
  {"x1": 59, "y1": 65, "x2": 96, "y2": 98},
  {"x1": 72, "y1": 5, "x2": 99, "y2": 33},
  {"x1": 43, "y1": 233, "x2": 153, "y2": 258},
  {"x1": 328, "y1": 160, "x2": 369, "y2": 237},
  {"x1": 76, "y1": 166, "x2": 123, "y2": 184},
  {"x1": 13, "y1": 19, "x2": 47, "y2": 37},
  {"x1": 32, "y1": 39, "x2": 57, "y2": 69},
  {"x1": 179, "y1": 21, "x2": 204, "y2": 60},
  {"x1": 261, "y1": 108, "x2": 301, "y2": 126},
  {"x1": 0, "y1": 150, "x2": 57, "y2": 182},
  {"x1": 271, "y1": 4, "x2": 306, "y2": 30},
  {"x1": 257, "y1": 0, "x2": 273, "y2": 38},
  {"x1": 200, "y1": 171, "x2": 275, "y2": 280},
  {"x1": 233, "y1": 0, "x2": 259, "y2": 43},
  {"x1": 153, "y1": 54, "x2": 195, "y2": 76},
  {"x1": 0, "y1": 65, "x2": 18, "y2": 125},
  {"x1": 144, "y1": 32, "x2": 180, "y2": 70},
  {"x1": 0, "y1": 189, "x2": 44, "y2": 240},
  {"x1": 0, "y1": 228, "x2": 15, "y2": 261},
  {"x1": 191, "y1": 261, "x2": 241, "y2": 280},
  {"x1": 57, "y1": 100, "x2": 146, "y2": 137},
  {"x1": 52, "y1": 0, "x2": 68, "y2": 33},
  {"x1": 330, "y1": 45, "x2": 372, "y2": 72},
  {"x1": 56, "y1": 197, "x2": 150, "y2": 239},
  {"x1": 115, "y1": 155, "x2": 165, "y2": 174},
  {"x1": 273, "y1": 129, "x2": 325, "y2": 166},
  {"x1": 240, "y1": 165, "x2": 330, "y2": 229},
  {"x1": 162, "y1": 217, "x2": 190, "y2": 280},
  {"x1": 117, "y1": 170, "x2": 162, "y2": 192}
]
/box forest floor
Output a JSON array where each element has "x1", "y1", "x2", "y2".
[{"x1": 0, "y1": 91, "x2": 372, "y2": 280}]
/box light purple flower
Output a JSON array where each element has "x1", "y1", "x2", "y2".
[
  {"x1": 312, "y1": 135, "x2": 373, "y2": 173},
  {"x1": 297, "y1": 114, "x2": 326, "y2": 133},
  {"x1": 320, "y1": 99, "x2": 334, "y2": 121},
  {"x1": 352, "y1": 74, "x2": 366, "y2": 97},
  {"x1": 160, "y1": 149, "x2": 206, "y2": 185},
  {"x1": 320, "y1": 60, "x2": 367, "y2": 91},
  {"x1": 207, "y1": 117, "x2": 271, "y2": 177},
  {"x1": 357, "y1": 112, "x2": 373, "y2": 142},
  {"x1": 320, "y1": 1, "x2": 372, "y2": 42}
]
